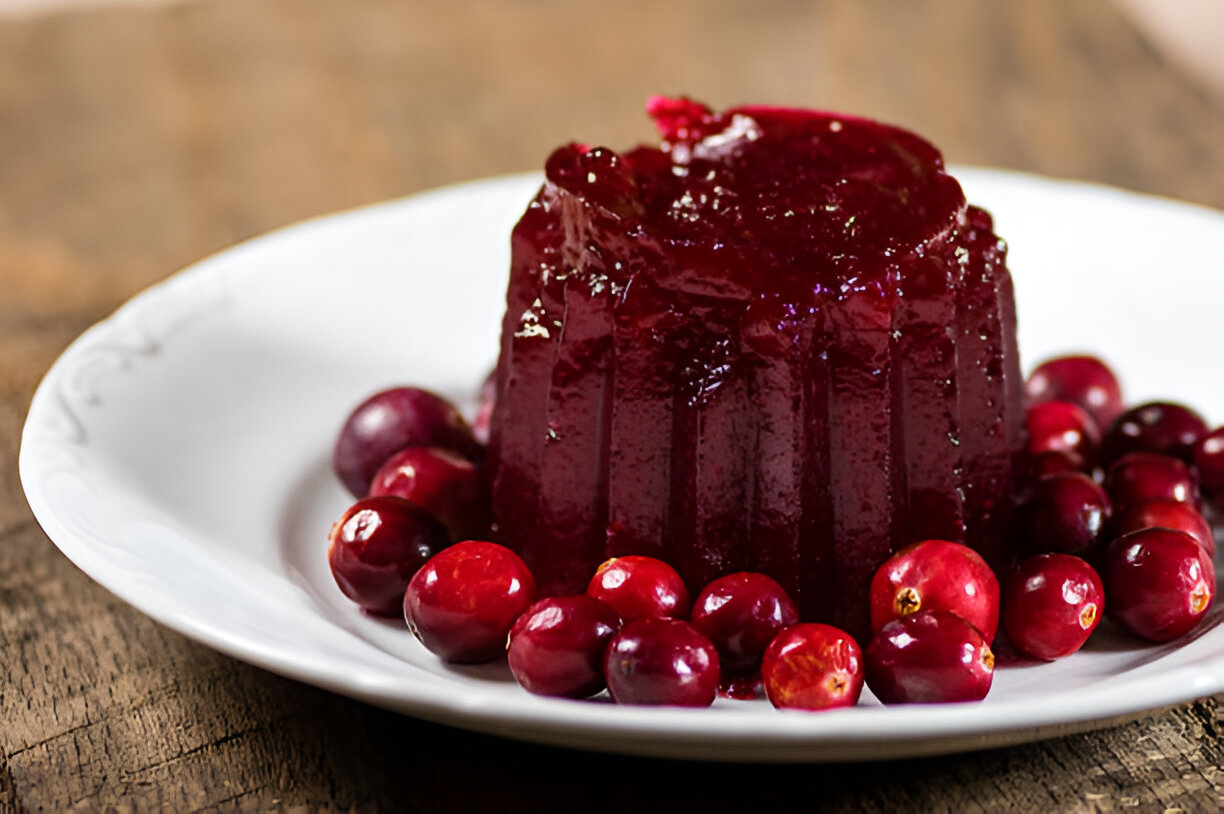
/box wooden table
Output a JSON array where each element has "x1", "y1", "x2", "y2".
[{"x1": 4, "y1": 1, "x2": 1224, "y2": 809}]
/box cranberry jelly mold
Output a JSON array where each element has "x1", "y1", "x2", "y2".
[{"x1": 487, "y1": 98, "x2": 1022, "y2": 638}]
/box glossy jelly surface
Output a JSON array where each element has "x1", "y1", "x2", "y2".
[{"x1": 488, "y1": 98, "x2": 1021, "y2": 640}]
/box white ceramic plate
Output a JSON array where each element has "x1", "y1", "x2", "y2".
[{"x1": 20, "y1": 169, "x2": 1224, "y2": 762}]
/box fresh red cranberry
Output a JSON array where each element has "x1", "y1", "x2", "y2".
[
  {"x1": 1113, "y1": 499, "x2": 1215, "y2": 557},
  {"x1": 1102, "y1": 528, "x2": 1215, "y2": 643},
  {"x1": 1100, "y1": 401, "x2": 1209, "y2": 465},
  {"x1": 404, "y1": 541, "x2": 536, "y2": 663},
  {"x1": 1024, "y1": 401, "x2": 1100, "y2": 469},
  {"x1": 1002, "y1": 554, "x2": 1104, "y2": 660},
  {"x1": 471, "y1": 369, "x2": 497, "y2": 446},
  {"x1": 864, "y1": 611, "x2": 995, "y2": 704},
  {"x1": 1019, "y1": 472, "x2": 1112, "y2": 558},
  {"x1": 327, "y1": 496, "x2": 450, "y2": 616},
  {"x1": 868, "y1": 540, "x2": 999, "y2": 641},
  {"x1": 334, "y1": 387, "x2": 482, "y2": 497},
  {"x1": 761, "y1": 624, "x2": 864, "y2": 711},
  {"x1": 1104, "y1": 452, "x2": 1200, "y2": 513},
  {"x1": 1025, "y1": 355, "x2": 1124, "y2": 431},
  {"x1": 507, "y1": 596, "x2": 622, "y2": 699},
  {"x1": 603, "y1": 618, "x2": 720, "y2": 707},
  {"x1": 1193, "y1": 427, "x2": 1224, "y2": 511},
  {"x1": 1021, "y1": 449, "x2": 1089, "y2": 486},
  {"x1": 690, "y1": 572, "x2": 799, "y2": 676},
  {"x1": 587, "y1": 556, "x2": 691, "y2": 623},
  {"x1": 369, "y1": 446, "x2": 490, "y2": 542}
]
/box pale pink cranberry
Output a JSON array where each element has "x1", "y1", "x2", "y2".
[
  {"x1": 1025, "y1": 355, "x2": 1124, "y2": 430},
  {"x1": 1112, "y1": 499, "x2": 1215, "y2": 557},
  {"x1": 1002, "y1": 554, "x2": 1104, "y2": 660},
  {"x1": 762, "y1": 624, "x2": 863, "y2": 711},
  {"x1": 1102, "y1": 528, "x2": 1215, "y2": 643},
  {"x1": 404, "y1": 541, "x2": 535, "y2": 663},
  {"x1": 507, "y1": 596, "x2": 622, "y2": 699},
  {"x1": 1025, "y1": 401, "x2": 1100, "y2": 469},
  {"x1": 1100, "y1": 401, "x2": 1208, "y2": 465},
  {"x1": 587, "y1": 556, "x2": 691, "y2": 623},
  {"x1": 327, "y1": 496, "x2": 449, "y2": 616},
  {"x1": 369, "y1": 446, "x2": 490, "y2": 542},
  {"x1": 690, "y1": 572, "x2": 799, "y2": 676},
  {"x1": 868, "y1": 539, "x2": 999, "y2": 641},
  {"x1": 604, "y1": 618, "x2": 720, "y2": 707},
  {"x1": 864, "y1": 611, "x2": 995, "y2": 704},
  {"x1": 1019, "y1": 472, "x2": 1112, "y2": 558}
]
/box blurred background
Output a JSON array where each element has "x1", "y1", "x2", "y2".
[{"x1": 3, "y1": 0, "x2": 1224, "y2": 809}]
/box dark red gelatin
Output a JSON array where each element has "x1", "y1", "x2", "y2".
[{"x1": 487, "y1": 98, "x2": 1022, "y2": 639}]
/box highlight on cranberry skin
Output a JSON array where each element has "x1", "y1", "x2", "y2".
[
  {"x1": 868, "y1": 539, "x2": 1000, "y2": 642},
  {"x1": 507, "y1": 595, "x2": 622, "y2": 699},
  {"x1": 333, "y1": 386, "x2": 482, "y2": 498},
  {"x1": 368, "y1": 446, "x2": 490, "y2": 542},
  {"x1": 327, "y1": 496, "x2": 450, "y2": 617},
  {"x1": 603, "y1": 618, "x2": 720, "y2": 707},
  {"x1": 865, "y1": 610, "x2": 995, "y2": 705},
  {"x1": 761, "y1": 623, "x2": 863, "y2": 711},
  {"x1": 586, "y1": 555, "x2": 691, "y2": 623},
  {"x1": 1002, "y1": 554, "x2": 1104, "y2": 661},
  {"x1": 1101, "y1": 528, "x2": 1216, "y2": 643},
  {"x1": 404, "y1": 541, "x2": 536, "y2": 663},
  {"x1": 1024, "y1": 400, "x2": 1100, "y2": 469},
  {"x1": 690, "y1": 572, "x2": 799, "y2": 676}
]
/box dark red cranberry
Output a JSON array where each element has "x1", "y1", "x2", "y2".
[
  {"x1": 1113, "y1": 499, "x2": 1215, "y2": 557},
  {"x1": 369, "y1": 446, "x2": 490, "y2": 542},
  {"x1": 603, "y1": 618, "x2": 720, "y2": 707},
  {"x1": 1193, "y1": 427, "x2": 1224, "y2": 511},
  {"x1": 1104, "y1": 452, "x2": 1200, "y2": 513},
  {"x1": 587, "y1": 556, "x2": 691, "y2": 623},
  {"x1": 1019, "y1": 472, "x2": 1112, "y2": 558},
  {"x1": 472, "y1": 369, "x2": 497, "y2": 446},
  {"x1": 1100, "y1": 401, "x2": 1209, "y2": 465},
  {"x1": 507, "y1": 596, "x2": 622, "y2": 699},
  {"x1": 868, "y1": 540, "x2": 999, "y2": 641},
  {"x1": 690, "y1": 572, "x2": 799, "y2": 676},
  {"x1": 1025, "y1": 355, "x2": 1124, "y2": 431},
  {"x1": 1021, "y1": 449, "x2": 1089, "y2": 486},
  {"x1": 327, "y1": 496, "x2": 450, "y2": 616},
  {"x1": 404, "y1": 541, "x2": 535, "y2": 663},
  {"x1": 1024, "y1": 401, "x2": 1100, "y2": 469},
  {"x1": 761, "y1": 624, "x2": 864, "y2": 711},
  {"x1": 334, "y1": 387, "x2": 482, "y2": 497},
  {"x1": 1102, "y1": 528, "x2": 1215, "y2": 642},
  {"x1": 1002, "y1": 554, "x2": 1104, "y2": 660},
  {"x1": 864, "y1": 610, "x2": 995, "y2": 704}
]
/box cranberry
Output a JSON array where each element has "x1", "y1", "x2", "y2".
[
  {"x1": 587, "y1": 556, "x2": 691, "y2": 623},
  {"x1": 369, "y1": 446, "x2": 490, "y2": 542},
  {"x1": 864, "y1": 610, "x2": 995, "y2": 704},
  {"x1": 868, "y1": 540, "x2": 999, "y2": 641},
  {"x1": 471, "y1": 369, "x2": 497, "y2": 446},
  {"x1": 327, "y1": 496, "x2": 450, "y2": 616},
  {"x1": 1025, "y1": 355, "x2": 1124, "y2": 431},
  {"x1": 1100, "y1": 401, "x2": 1209, "y2": 465},
  {"x1": 1104, "y1": 452, "x2": 1200, "y2": 513},
  {"x1": 403, "y1": 541, "x2": 535, "y2": 663},
  {"x1": 603, "y1": 618, "x2": 720, "y2": 707},
  {"x1": 1024, "y1": 401, "x2": 1100, "y2": 469},
  {"x1": 690, "y1": 573, "x2": 799, "y2": 676},
  {"x1": 1002, "y1": 554, "x2": 1104, "y2": 660},
  {"x1": 1113, "y1": 499, "x2": 1215, "y2": 557},
  {"x1": 761, "y1": 624, "x2": 864, "y2": 711},
  {"x1": 334, "y1": 387, "x2": 482, "y2": 497},
  {"x1": 1018, "y1": 472, "x2": 1112, "y2": 558},
  {"x1": 507, "y1": 596, "x2": 622, "y2": 699},
  {"x1": 1193, "y1": 427, "x2": 1224, "y2": 511},
  {"x1": 1102, "y1": 528, "x2": 1215, "y2": 642},
  {"x1": 1021, "y1": 449, "x2": 1089, "y2": 485}
]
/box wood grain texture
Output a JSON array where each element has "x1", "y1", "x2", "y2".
[{"x1": 2, "y1": 0, "x2": 1224, "y2": 810}]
